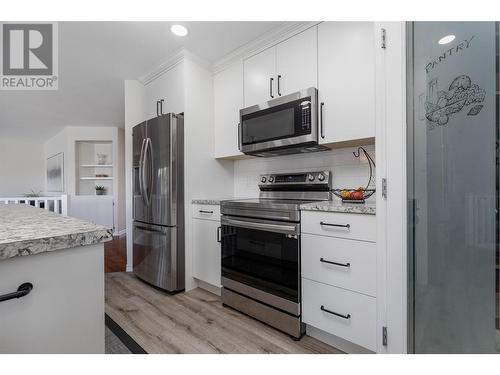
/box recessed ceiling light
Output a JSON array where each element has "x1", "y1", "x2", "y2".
[
  {"x1": 170, "y1": 24, "x2": 188, "y2": 37},
  {"x1": 438, "y1": 35, "x2": 455, "y2": 45}
]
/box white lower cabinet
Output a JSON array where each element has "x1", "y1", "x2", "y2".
[
  {"x1": 302, "y1": 278, "x2": 376, "y2": 351},
  {"x1": 301, "y1": 210, "x2": 377, "y2": 352},
  {"x1": 192, "y1": 205, "x2": 221, "y2": 288},
  {"x1": 302, "y1": 234, "x2": 376, "y2": 297}
]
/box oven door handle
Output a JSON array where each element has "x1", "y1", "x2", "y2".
[{"x1": 221, "y1": 216, "x2": 299, "y2": 235}]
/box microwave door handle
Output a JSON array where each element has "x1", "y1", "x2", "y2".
[
  {"x1": 269, "y1": 77, "x2": 274, "y2": 99},
  {"x1": 320, "y1": 102, "x2": 325, "y2": 139},
  {"x1": 237, "y1": 123, "x2": 241, "y2": 151}
]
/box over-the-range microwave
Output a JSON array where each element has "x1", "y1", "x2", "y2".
[{"x1": 238, "y1": 87, "x2": 328, "y2": 157}]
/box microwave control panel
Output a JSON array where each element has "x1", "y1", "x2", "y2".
[{"x1": 300, "y1": 100, "x2": 311, "y2": 131}]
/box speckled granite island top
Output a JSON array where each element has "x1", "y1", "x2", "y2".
[
  {"x1": 192, "y1": 198, "x2": 247, "y2": 205},
  {"x1": 300, "y1": 200, "x2": 376, "y2": 215},
  {"x1": 0, "y1": 204, "x2": 113, "y2": 261}
]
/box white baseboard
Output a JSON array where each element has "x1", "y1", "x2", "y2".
[
  {"x1": 114, "y1": 229, "x2": 127, "y2": 237},
  {"x1": 306, "y1": 325, "x2": 374, "y2": 354},
  {"x1": 125, "y1": 264, "x2": 133, "y2": 272},
  {"x1": 196, "y1": 279, "x2": 221, "y2": 296}
]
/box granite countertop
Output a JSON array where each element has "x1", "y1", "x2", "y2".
[
  {"x1": 300, "y1": 200, "x2": 376, "y2": 215},
  {"x1": 192, "y1": 198, "x2": 245, "y2": 205},
  {"x1": 0, "y1": 204, "x2": 113, "y2": 261}
]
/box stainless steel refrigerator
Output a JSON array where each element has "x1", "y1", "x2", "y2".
[{"x1": 132, "y1": 113, "x2": 184, "y2": 292}]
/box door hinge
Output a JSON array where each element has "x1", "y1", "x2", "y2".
[
  {"x1": 382, "y1": 178, "x2": 387, "y2": 198},
  {"x1": 381, "y1": 28, "x2": 387, "y2": 49},
  {"x1": 382, "y1": 326, "x2": 388, "y2": 346}
]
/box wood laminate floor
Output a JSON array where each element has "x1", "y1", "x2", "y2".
[
  {"x1": 105, "y1": 272, "x2": 342, "y2": 354},
  {"x1": 104, "y1": 235, "x2": 127, "y2": 273}
]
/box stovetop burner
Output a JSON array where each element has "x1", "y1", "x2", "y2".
[{"x1": 221, "y1": 170, "x2": 332, "y2": 222}]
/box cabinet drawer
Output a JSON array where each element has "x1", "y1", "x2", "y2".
[
  {"x1": 302, "y1": 278, "x2": 376, "y2": 351},
  {"x1": 302, "y1": 234, "x2": 376, "y2": 296},
  {"x1": 301, "y1": 211, "x2": 376, "y2": 242},
  {"x1": 192, "y1": 204, "x2": 221, "y2": 221}
]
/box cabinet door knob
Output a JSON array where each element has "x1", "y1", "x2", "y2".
[
  {"x1": 269, "y1": 77, "x2": 274, "y2": 99},
  {"x1": 277, "y1": 75, "x2": 282, "y2": 96},
  {"x1": 156, "y1": 100, "x2": 160, "y2": 117}
]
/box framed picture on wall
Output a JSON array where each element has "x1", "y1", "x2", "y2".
[{"x1": 46, "y1": 152, "x2": 64, "y2": 192}]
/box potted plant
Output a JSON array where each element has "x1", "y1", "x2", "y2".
[
  {"x1": 24, "y1": 190, "x2": 41, "y2": 198},
  {"x1": 95, "y1": 185, "x2": 106, "y2": 196}
]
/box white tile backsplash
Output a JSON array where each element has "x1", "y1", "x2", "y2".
[{"x1": 234, "y1": 145, "x2": 376, "y2": 198}]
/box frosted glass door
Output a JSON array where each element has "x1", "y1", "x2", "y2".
[{"x1": 408, "y1": 22, "x2": 499, "y2": 353}]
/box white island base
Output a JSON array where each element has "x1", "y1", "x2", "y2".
[{"x1": 0, "y1": 243, "x2": 104, "y2": 353}]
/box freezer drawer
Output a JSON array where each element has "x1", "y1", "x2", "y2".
[{"x1": 133, "y1": 221, "x2": 184, "y2": 292}]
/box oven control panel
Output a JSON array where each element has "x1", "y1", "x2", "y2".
[{"x1": 258, "y1": 171, "x2": 331, "y2": 188}]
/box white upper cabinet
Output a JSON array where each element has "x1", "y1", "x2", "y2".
[
  {"x1": 276, "y1": 26, "x2": 318, "y2": 97},
  {"x1": 243, "y1": 46, "x2": 276, "y2": 107},
  {"x1": 318, "y1": 22, "x2": 375, "y2": 144},
  {"x1": 142, "y1": 63, "x2": 184, "y2": 120},
  {"x1": 214, "y1": 61, "x2": 244, "y2": 159},
  {"x1": 244, "y1": 26, "x2": 318, "y2": 108}
]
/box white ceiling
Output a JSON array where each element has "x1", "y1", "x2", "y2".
[{"x1": 0, "y1": 21, "x2": 285, "y2": 141}]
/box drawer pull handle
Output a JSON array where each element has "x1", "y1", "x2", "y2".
[
  {"x1": 320, "y1": 221, "x2": 350, "y2": 229},
  {"x1": 0, "y1": 282, "x2": 33, "y2": 303},
  {"x1": 320, "y1": 258, "x2": 350, "y2": 267},
  {"x1": 199, "y1": 210, "x2": 214, "y2": 214},
  {"x1": 320, "y1": 305, "x2": 351, "y2": 320}
]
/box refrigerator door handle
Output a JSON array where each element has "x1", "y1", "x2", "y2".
[
  {"x1": 138, "y1": 138, "x2": 147, "y2": 204},
  {"x1": 146, "y1": 137, "x2": 154, "y2": 205},
  {"x1": 141, "y1": 138, "x2": 150, "y2": 206}
]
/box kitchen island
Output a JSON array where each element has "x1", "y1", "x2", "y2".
[{"x1": 0, "y1": 204, "x2": 112, "y2": 353}]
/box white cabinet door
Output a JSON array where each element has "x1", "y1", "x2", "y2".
[
  {"x1": 243, "y1": 46, "x2": 276, "y2": 107},
  {"x1": 192, "y1": 219, "x2": 221, "y2": 287},
  {"x1": 143, "y1": 78, "x2": 163, "y2": 120},
  {"x1": 276, "y1": 26, "x2": 318, "y2": 97},
  {"x1": 214, "y1": 62, "x2": 244, "y2": 158},
  {"x1": 318, "y1": 22, "x2": 375, "y2": 144},
  {"x1": 142, "y1": 63, "x2": 185, "y2": 120}
]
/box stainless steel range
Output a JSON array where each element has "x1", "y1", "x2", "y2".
[{"x1": 220, "y1": 170, "x2": 332, "y2": 339}]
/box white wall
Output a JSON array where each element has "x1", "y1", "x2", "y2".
[
  {"x1": 124, "y1": 80, "x2": 144, "y2": 272},
  {"x1": 44, "y1": 126, "x2": 126, "y2": 232},
  {"x1": 234, "y1": 145, "x2": 376, "y2": 199},
  {"x1": 183, "y1": 57, "x2": 234, "y2": 290},
  {"x1": 0, "y1": 137, "x2": 45, "y2": 196}
]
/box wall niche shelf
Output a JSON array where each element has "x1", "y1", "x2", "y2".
[{"x1": 75, "y1": 140, "x2": 114, "y2": 196}]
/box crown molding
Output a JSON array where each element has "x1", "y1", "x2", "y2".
[
  {"x1": 138, "y1": 22, "x2": 320, "y2": 84},
  {"x1": 138, "y1": 47, "x2": 212, "y2": 85},
  {"x1": 212, "y1": 21, "x2": 320, "y2": 74}
]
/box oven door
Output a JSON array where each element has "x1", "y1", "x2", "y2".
[
  {"x1": 239, "y1": 87, "x2": 317, "y2": 154},
  {"x1": 220, "y1": 215, "x2": 300, "y2": 311}
]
